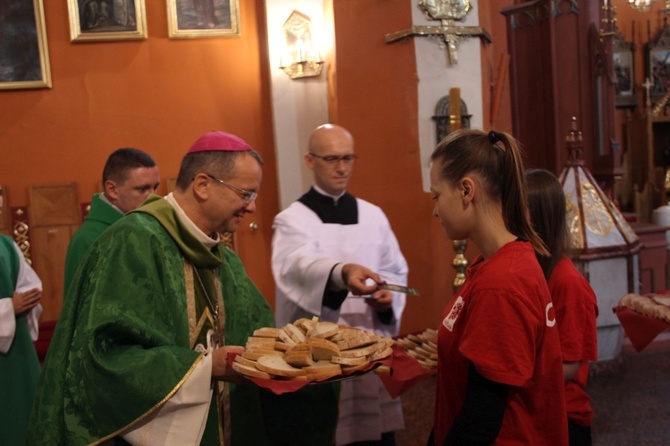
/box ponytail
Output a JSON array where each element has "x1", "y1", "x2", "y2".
[{"x1": 431, "y1": 129, "x2": 549, "y2": 256}]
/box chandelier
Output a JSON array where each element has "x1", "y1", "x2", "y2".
[{"x1": 628, "y1": 0, "x2": 656, "y2": 11}]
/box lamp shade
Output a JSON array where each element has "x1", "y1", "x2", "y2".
[{"x1": 558, "y1": 118, "x2": 641, "y2": 361}]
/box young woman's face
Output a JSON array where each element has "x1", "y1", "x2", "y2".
[{"x1": 429, "y1": 161, "x2": 469, "y2": 241}]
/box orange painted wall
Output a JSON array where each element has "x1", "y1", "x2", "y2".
[{"x1": 0, "y1": 0, "x2": 279, "y2": 300}]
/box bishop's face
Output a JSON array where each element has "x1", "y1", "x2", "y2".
[{"x1": 206, "y1": 153, "x2": 262, "y2": 235}]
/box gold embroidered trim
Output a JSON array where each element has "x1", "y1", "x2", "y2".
[
  {"x1": 185, "y1": 261, "x2": 197, "y2": 347},
  {"x1": 90, "y1": 353, "x2": 206, "y2": 445}
]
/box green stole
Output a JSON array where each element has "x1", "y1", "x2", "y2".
[{"x1": 0, "y1": 234, "x2": 41, "y2": 446}]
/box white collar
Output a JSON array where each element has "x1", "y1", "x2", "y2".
[
  {"x1": 313, "y1": 184, "x2": 346, "y2": 204},
  {"x1": 165, "y1": 193, "x2": 220, "y2": 249}
]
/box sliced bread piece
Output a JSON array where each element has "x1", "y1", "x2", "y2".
[
  {"x1": 232, "y1": 361, "x2": 272, "y2": 379},
  {"x1": 256, "y1": 355, "x2": 307, "y2": 378}
]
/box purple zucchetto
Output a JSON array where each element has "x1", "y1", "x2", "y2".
[{"x1": 187, "y1": 131, "x2": 252, "y2": 153}]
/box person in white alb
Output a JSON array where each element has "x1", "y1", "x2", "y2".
[{"x1": 271, "y1": 124, "x2": 409, "y2": 446}]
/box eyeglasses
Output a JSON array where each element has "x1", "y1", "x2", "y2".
[
  {"x1": 309, "y1": 152, "x2": 359, "y2": 165},
  {"x1": 205, "y1": 173, "x2": 258, "y2": 205}
]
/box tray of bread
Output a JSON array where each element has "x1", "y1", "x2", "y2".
[
  {"x1": 614, "y1": 293, "x2": 670, "y2": 352},
  {"x1": 230, "y1": 317, "x2": 396, "y2": 393},
  {"x1": 617, "y1": 293, "x2": 670, "y2": 323},
  {"x1": 394, "y1": 328, "x2": 438, "y2": 370}
]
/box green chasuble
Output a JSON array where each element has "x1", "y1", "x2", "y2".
[
  {"x1": 27, "y1": 195, "x2": 275, "y2": 445},
  {"x1": 0, "y1": 234, "x2": 41, "y2": 446},
  {"x1": 63, "y1": 193, "x2": 123, "y2": 295}
]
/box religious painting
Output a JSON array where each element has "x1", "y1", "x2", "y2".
[
  {"x1": 0, "y1": 0, "x2": 51, "y2": 90},
  {"x1": 647, "y1": 24, "x2": 670, "y2": 104},
  {"x1": 67, "y1": 0, "x2": 147, "y2": 42},
  {"x1": 613, "y1": 33, "x2": 636, "y2": 109},
  {"x1": 167, "y1": 0, "x2": 239, "y2": 39}
]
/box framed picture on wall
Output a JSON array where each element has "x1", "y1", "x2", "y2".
[
  {"x1": 67, "y1": 0, "x2": 148, "y2": 42},
  {"x1": 647, "y1": 24, "x2": 670, "y2": 105},
  {"x1": 0, "y1": 0, "x2": 51, "y2": 90},
  {"x1": 613, "y1": 33, "x2": 636, "y2": 109},
  {"x1": 167, "y1": 0, "x2": 240, "y2": 39}
]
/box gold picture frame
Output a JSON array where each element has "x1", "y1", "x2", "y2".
[
  {"x1": 167, "y1": 0, "x2": 240, "y2": 39},
  {"x1": 0, "y1": 0, "x2": 51, "y2": 90},
  {"x1": 68, "y1": 0, "x2": 148, "y2": 42}
]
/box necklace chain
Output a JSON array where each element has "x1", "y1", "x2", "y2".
[{"x1": 192, "y1": 265, "x2": 219, "y2": 325}]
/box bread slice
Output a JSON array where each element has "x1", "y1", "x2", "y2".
[
  {"x1": 283, "y1": 352, "x2": 315, "y2": 368},
  {"x1": 651, "y1": 294, "x2": 670, "y2": 307},
  {"x1": 339, "y1": 342, "x2": 380, "y2": 358},
  {"x1": 340, "y1": 360, "x2": 370, "y2": 375},
  {"x1": 368, "y1": 345, "x2": 393, "y2": 361},
  {"x1": 331, "y1": 355, "x2": 368, "y2": 366},
  {"x1": 304, "y1": 360, "x2": 342, "y2": 380},
  {"x1": 284, "y1": 323, "x2": 307, "y2": 344},
  {"x1": 256, "y1": 355, "x2": 307, "y2": 378},
  {"x1": 242, "y1": 348, "x2": 283, "y2": 361},
  {"x1": 245, "y1": 337, "x2": 277, "y2": 349},
  {"x1": 252, "y1": 327, "x2": 280, "y2": 338},
  {"x1": 308, "y1": 338, "x2": 341, "y2": 361},
  {"x1": 308, "y1": 322, "x2": 340, "y2": 339},
  {"x1": 277, "y1": 327, "x2": 297, "y2": 346},
  {"x1": 232, "y1": 361, "x2": 272, "y2": 379},
  {"x1": 234, "y1": 355, "x2": 258, "y2": 368}
]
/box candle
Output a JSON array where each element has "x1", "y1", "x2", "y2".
[{"x1": 449, "y1": 88, "x2": 461, "y2": 131}]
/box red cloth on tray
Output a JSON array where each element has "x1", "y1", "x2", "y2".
[
  {"x1": 613, "y1": 306, "x2": 670, "y2": 352},
  {"x1": 229, "y1": 345, "x2": 431, "y2": 396}
]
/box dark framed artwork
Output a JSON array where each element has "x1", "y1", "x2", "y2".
[
  {"x1": 0, "y1": 0, "x2": 51, "y2": 90},
  {"x1": 613, "y1": 32, "x2": 636, "y2": 109},
  {"x1": 68, "y1": 0, "x2": 147, "y2": 42},
  {"x1": 167, "y1": 0, "x2": 239, "y2": 39},
  {"x1": 647, "y1": 24, "x2": 670, "y2": 104}
]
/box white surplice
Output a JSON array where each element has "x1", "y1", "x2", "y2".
[
  {"x1": 0, "y1": 241, "x2": 42, "y2": 353},
  {"x1": 271, "y1": 194, "x2": 408, "y2": 444}
]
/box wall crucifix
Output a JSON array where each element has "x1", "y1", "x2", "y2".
[{"x1": 384, "y1": 0, "x2": 491, "y2": 65}]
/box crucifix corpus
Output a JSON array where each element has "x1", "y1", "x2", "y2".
[{"x1": 384, "y1": 0, "x2": 491, "y2": 65}]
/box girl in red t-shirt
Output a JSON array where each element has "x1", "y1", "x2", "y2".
[
  {"x1": 526, "y1": 169, "x2": 599, "y2": 446},
  {"x1": 429, "y1": 130, "x2": 568, "y2": 446}
]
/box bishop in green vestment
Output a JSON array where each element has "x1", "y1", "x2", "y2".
[{"x1": 27, "y1": 132, "x2": 339, "y2": 446}]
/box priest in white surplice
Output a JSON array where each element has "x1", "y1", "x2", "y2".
[{"x1": 272, "y1": 124, "x2": 408, "y2": 446}]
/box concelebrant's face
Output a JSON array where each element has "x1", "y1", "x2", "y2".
[
  {"x1": 106, "y1": 166, "x2": 160, "y2": 214},
  {"x1": 210, "y1": 153, "x2": 262, "y2": 234}
]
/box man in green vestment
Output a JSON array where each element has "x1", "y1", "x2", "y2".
[
  {"x1": 28, "y1": 132, "x2": 283, "y2": 445},
  {"x1": 0, "y1": 184, "x2": 44, "y2": 446},
  {"x1": 63, "y1": 147, "x2": 160, "y2": 294}
]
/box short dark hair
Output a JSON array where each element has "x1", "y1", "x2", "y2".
[
  {"x1": 103, "y1": 148, "x2": 157, "y2": 184},
  {"x1": 175, "y1": 149, "x2": 263, "y2": 191}
]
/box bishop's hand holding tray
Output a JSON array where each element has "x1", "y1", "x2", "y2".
[{"x1": 232, "y1": 317, "x2": 395, "y2": 387}]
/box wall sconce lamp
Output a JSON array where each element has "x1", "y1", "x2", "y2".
[
  {"x1": 628, "y1": 0, "x2": 656, "y2": 11},
  {"x1": 279, "y1": 10, "x2": 324, "y2": 80}
]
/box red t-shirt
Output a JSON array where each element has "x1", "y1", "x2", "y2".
[
  {"x1": 434, "y1": 241, "x2": 568, "y2": 446},
  {"x1": 548, "y1": 257, "x2": 599, "y2": 427}
]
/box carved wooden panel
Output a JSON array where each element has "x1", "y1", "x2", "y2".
[
  {"x1": 28, "y1": 183, "x2": 81, "y2": 321},
  {"x1": 29, "y1": 183, "x2": 80, "y2": 226},
  {"x1": 31, "y1": 225, "x2": 76, "y2": 321}
]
